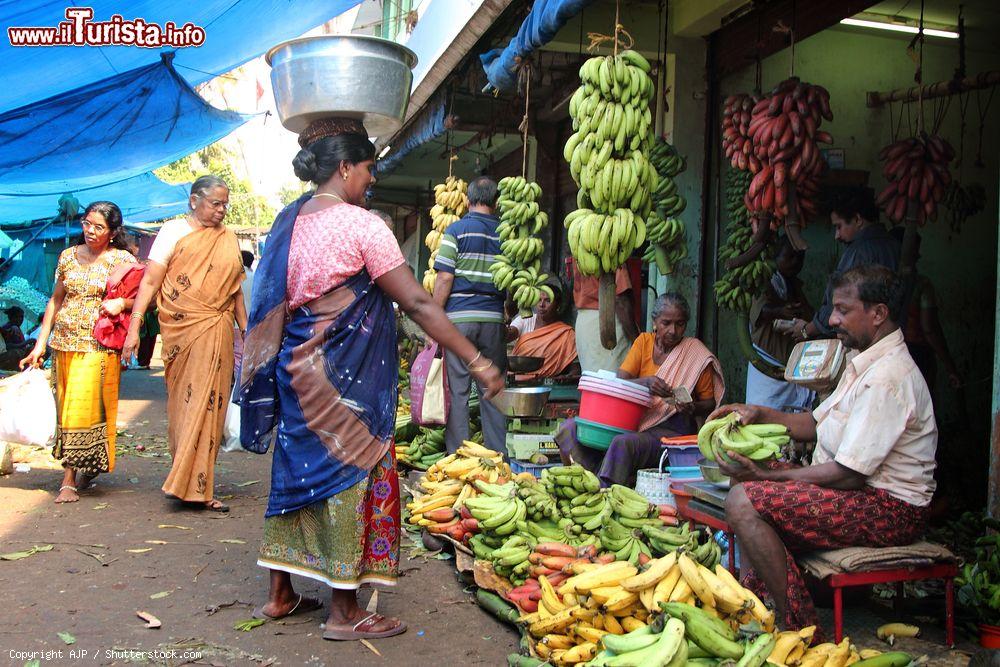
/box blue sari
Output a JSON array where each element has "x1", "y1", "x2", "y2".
[{"x1": 236, "y1": 195, "x2": 398, "y2": 517}]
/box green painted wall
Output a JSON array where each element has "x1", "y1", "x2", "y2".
[{"x1": 710, "y1": 26, "x2": 999, "y2": 437}]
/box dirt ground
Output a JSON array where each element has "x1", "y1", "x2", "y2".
[
  {"x1": 0, "y1": 364, "x2": 982, "y2": 666},
  {"x1": 0, "y1": 366, "x2": 519, "y2": 667}
]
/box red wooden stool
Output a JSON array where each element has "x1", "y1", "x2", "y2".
[{"x1": 826, "y1": 563, "x2": 958, "y2": 647}]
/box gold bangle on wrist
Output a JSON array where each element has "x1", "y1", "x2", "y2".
[
  {"x1": 470, "y1": 359, "x2": 493, "y2": 373},
  {"x1": 466, "y1": 351, "x2": 483, "y2": 370}
]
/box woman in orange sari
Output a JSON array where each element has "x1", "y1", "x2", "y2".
[
  {"x1": 555, "y1": 292, "x2": 725, "y2": 487},
  {"x1": 509, "y1": 279, "x2": 578, "y2": 379},
  {"x1": 122, "y1": 176, "x2": 247, "y2": 512}
]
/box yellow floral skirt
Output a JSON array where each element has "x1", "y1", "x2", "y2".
[{"x1": 51, "y1": 350, "x2": 120, "y2": 475}]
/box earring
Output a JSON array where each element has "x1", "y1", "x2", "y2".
[{"x1": 343, "y1": 172, "x2": 349, "y2": 181}]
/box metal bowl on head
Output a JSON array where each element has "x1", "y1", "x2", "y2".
[
  {"x1": 507, "y1": 355, "x2": 545, "y2": 373},
  {"x1": 266, "y1": 35, "x2": 418, "y2": 136},
  {"x1": 698, "y1": 458, "x2": 731, "y2": 489},
  {"x1": 490, "y1": 387, "x2": 551, "y2": 418}
]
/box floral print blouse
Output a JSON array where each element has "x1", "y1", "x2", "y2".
[{"x1": 49, "y1": 246, "x2": 134, "y2": 353}]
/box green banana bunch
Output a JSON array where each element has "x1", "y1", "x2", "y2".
[
  {"x1": 489, "y1": 534, "x2": 533, "y2": 585},
  {"x1": 492, "y1": 177, "x2": 550, "y2": 316},
  {"x1": 564, "y1": 207, "x2": 647, "y2": 277},
  {"x1": 698, "y1": 415, "x2": 789, "y2": 463},
  {"x1": 643, "y1": 137, "x2": 689, "y2": 275},
  {"x1": 714, "y1": 169, "x2": 775, "y2": 312},
  {"x1": 589, "y1": 617, "x2": 687, "y2": 667},
  {"x1": 539, "y1": 464, "x2": 601, "y2": 499},
  {"x1": 564, "y1": 50, "x2": 657, "y2": 276},
  {"x1": 567, "y1": 490, "x2": 611, "y2": 531},
  {"x1": 661, "y1": 602, "x2": 744, "y2": 660},
  {"x1": 515, "y1": 477, "x2": 560, "y2": 522}
]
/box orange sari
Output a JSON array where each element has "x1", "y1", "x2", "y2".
[
  {"x1": 512, "y1": 321, "x2": 578, "y2": 379},
  {"x1": 158, "y1": 225, "x2": 243, "y2": 502}
]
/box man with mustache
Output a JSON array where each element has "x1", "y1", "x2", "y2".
[{"x1": 712, "y1": 265, "x2": 937, "y2": 634}]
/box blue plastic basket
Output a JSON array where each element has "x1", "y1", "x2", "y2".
[
  {"x1": 510, "y1": 459, "x2": 561, "y2": 478},
  {"x1": 576, "y1": 417, "x2": 629, "y2": 451}
]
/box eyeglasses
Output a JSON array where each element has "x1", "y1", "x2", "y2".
[{"x1": 81, "y1": 220, "x2": 108, "y2": 232}]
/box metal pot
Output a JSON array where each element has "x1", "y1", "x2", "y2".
[
  {"x1": 507, "y1": 355, "x2": 544, "y2": 373},
  {"x1": 490, "y1": 387, "x2": 551, "y2": 418},
  {"x1": 266, "y1": 36, "x2": 418, "y2": 136},
  {"x1": 697, "y1": 458, "x2": 731, "y2": 489}
]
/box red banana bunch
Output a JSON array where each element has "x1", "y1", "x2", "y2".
[
  {"x1": 722, "y1": 92, "x2": 763, "y2": 173},
  {"x1": 742, "y1": 77, "x2": 834, "y2": 229},
  {"x1": 876, "y1": 135, "x2": 955, "y2": 224}
]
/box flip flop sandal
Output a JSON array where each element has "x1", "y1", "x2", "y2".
[
  {"x1": 252, "y1": 593, "x2": 323, "y2": 620},
  {"x1": 205, "y1": 500, "x2": 230, "y2": 513},
  {"x1": 322, "y1": 613, "x2": 407, "y2": 641}
]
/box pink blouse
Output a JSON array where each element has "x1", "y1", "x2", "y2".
[{"x1": 286, "y1": 203, "x2": 406, "y2": 310}]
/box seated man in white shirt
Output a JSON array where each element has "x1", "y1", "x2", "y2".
[{"x1": 714, "y1": 265, "x2": 937, "y2": 636}]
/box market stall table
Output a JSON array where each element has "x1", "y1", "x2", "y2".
[{"x1": 674, "y1": 481, "x2": 738, "y2": 574}]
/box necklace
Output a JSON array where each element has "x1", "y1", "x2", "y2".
[{"x1": 313, "y1": 192, "x2": 345, "y2": 202}]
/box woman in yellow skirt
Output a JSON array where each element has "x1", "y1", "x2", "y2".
[{"x1": 21, "y1": 202, "x2": 136, "y2": 503}]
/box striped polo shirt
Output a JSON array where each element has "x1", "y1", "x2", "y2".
[{"x1": 433, "y1": 211, "x2": 504, "y2": 324}]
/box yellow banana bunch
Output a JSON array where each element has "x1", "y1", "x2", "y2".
[
  {"x1": 423, "y1": 176, "x2": 469, "y2": 293},
  {"x1": 420, "y1": 439, "x2": 512, "y2": 484},
  {"x1": 563, "y1": 207, "x2": 647, "y2": 277}
]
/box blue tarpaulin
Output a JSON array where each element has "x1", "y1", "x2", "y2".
[
  {"x1": 0, "y1": 1, "x2": 365, "y2": 115},
  {"x1": 0, "y1": 57, "x2": 250, "y2": 196},
  {"x1": 480, "y1": 0, "x2": 596, "y2": 93},
  {"x1": 0, "y1": 172, "x2": 192, "y2": 226},
  {"x1": 377, "y1": 97, "x2": 448, "y2": 175}
]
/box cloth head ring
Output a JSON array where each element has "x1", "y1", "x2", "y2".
[{"x1": 297, "y1": 117, "x2": 368, "y2": 148}]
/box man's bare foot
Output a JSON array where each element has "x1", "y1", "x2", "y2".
[{"x1": 55, "y1": 485, "x2": 79, "y2": 503}]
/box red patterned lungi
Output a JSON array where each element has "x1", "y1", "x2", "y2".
[{"x1": 740, "y1": 480, "x2": 927, "y2": 636}]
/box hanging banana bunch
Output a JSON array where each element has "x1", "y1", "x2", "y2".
[
  {"x1": 643, "y1": 137, "x2": 688, "y2": 275},
  {"x1": 422, "y1": 176, "x2": 469, "y2": 293},
  {"x1": 714, "y1": 169, "x2": 775, "y2": 312},
  {"x1": 490, "y1": 176, "x2": 552, "y2": 317},
  {"x1": 563, "y1": 49, "x2": 656, "y2": 276}
]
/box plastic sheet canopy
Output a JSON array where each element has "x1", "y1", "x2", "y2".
[
  {"x1": 376, "y1": 98, "x2": 448, "y2": 175},
  {"x1": 0, "y1": 0, "x2": 365, "y2": 115},
  {"x1": 480, "y1": 0, "x2": 596, "y2": 93},
  {"x1": 0, "y1": 56, "x2": 250, "y2": 196},
  {"x1": 0, "y1": 172, "x2": 192, "y2": 226}
]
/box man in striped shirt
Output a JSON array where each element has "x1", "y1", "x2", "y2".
[{"x1": 433, "y1": 176, "x2": 508, "y2": 455}]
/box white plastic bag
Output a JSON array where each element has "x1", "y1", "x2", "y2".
[
  {"x1": 221, "y1": 401, "x2": 243, "y2": 452},
  {"x1": 0, "y1": 368, "x2": 56, "y2": 446}
]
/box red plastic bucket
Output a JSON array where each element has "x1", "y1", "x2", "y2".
[
  {"x1": 980, "y1": 624, "x2": 1000, "y2": 648},
  {"x1": 578, "y1": 387, "x2": 646, "y2": 431}
]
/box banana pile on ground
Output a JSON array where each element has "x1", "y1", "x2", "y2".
[
  {"x1": 505, "y1": 543, "x2": 606, "y2": 613},
  {"x1": 564, "y1": 49, "x2": 656, "y2": 276},
  {"x1": 744, "y1": 77, "x2": 833, "y2": 229},
  {"x1": 395, "y1": 426, "x2": 447, "y2": 470},
  {"x1": 422, "y1": 176, "x2": 468, "y2": 293},
  {"x1": 643, "y1": 138, "x2": 688, "y2": 275},
  {"x1": 699, "y1": 413, "x2": 789, "y2": 464},
  {"x1": 876, "y1": 135, "x2": 955, "y2": 224},
  {"x1": 722, "y1": 92, "x2": 764, "y2": 173},
  {"x1": 491, "y1": 176, "x2": 552, "y2": 316},
  {"x1": 715, "y1": 169, "x2": 776, "y2": 313},
  {"x1": 420, "y1": 439, "x2": 512, "y2": 484},
  {"x1": 772, "y1": 634, "x2": 907, "y2": 667}
]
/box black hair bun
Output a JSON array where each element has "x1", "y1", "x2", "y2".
[{"x1": 292, "y1": 148, "x2": 318, "y2": 182}]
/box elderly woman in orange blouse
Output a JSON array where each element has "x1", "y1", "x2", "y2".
[{"x1": 555, "y1": 292, "x2": 725, "y2": 487}]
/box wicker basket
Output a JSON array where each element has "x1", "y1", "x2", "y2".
[{"x1": 634, "y1": 448, "x2": 674, "y2": 507}]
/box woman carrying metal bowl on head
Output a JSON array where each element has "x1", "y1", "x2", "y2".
[{"x1": 237, "y1": 118, "x2": 503, "y2": 641}]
